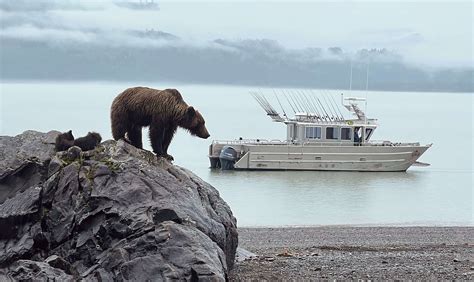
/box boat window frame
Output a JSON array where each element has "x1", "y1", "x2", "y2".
[
  {"x1": 365, "y1": 128, "x2": 374, "y2": 141},
  {"x1": 305, "y1": 126, "x2": 322, "y2": 140},
  {"x1": 340, "y1": 127, "x2": 352, "y2": 141},
  {"x1": 325, "y1": 126, "x2": 340, "y2": 140},
  {"x1": 288, "y1": 124, "x2": 295, "y2": 141}
]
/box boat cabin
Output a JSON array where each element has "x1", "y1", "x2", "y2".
[
  {"x1": 251, "y1": 92, "x2": 378, "y2": 145},
  {"x1": 286, "y1": 119, "x2": 377, "y2": 144}
]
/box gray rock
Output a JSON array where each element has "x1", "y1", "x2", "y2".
[
  {"x1": 235, "y1": 247, "x2": 258, "y2": 262},
  {"x1": 0, "y1": 260, "x2": 74, "y2": 281},
  {"x1": 0, "y1": 130, "x2": 238, "y2": 280},
  {"x1": 45, "y1": 255, "x2": 76, "y2": 275}
]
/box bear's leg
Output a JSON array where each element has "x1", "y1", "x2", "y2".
[
  {"x1": 111, "y1": 109, "x2": 128, "y2": 141},
  {"x1": 112, "y1": 123, "x2": 128, "y2": 142},
  {"x1": 149, "y1": 124, "x2": 165, "y2": 157},
  {"x1": 162, "y1": 124, "x2": 177, "y2": 161},
  {"x1": 127, "y1": 126, "x2": 143, "y2": 149}
]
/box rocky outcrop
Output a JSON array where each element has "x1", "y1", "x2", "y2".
[{"x1": 0, "y1": 130, "x2": 238, "y2": 280}]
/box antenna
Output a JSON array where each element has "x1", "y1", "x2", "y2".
[
  {"x1": 349, "y1": 59, "x2": 353, "y2": 91},
  {"x1": 365, "y1": 61, "x2": 369, "y2": 124},
  {"x1": 330, "y1": 93, "x2": 345, "y2": 121}
]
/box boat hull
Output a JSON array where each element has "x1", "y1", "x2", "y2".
[{"x1": 209, "y1": 143, "x2": 431, "y2": 172}]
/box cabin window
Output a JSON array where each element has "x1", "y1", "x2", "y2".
[
  {"x1": 341, "y1": 128, "x2": 351, "y2": 140},
  {"x1": 365, "y1": 128, "x2": 374, "y2": 141},
  {"x1": 326, "y1": 127, "x2": 339, "y2": 140},
  {"x1": 305, "y1": 127, "x2": 321, "y2": 139}
]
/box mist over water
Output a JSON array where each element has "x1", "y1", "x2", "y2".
[{"x1": 1, "y1": 82, "x2": 472, "y2": 226}]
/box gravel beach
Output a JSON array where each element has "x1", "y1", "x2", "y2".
[{"x1": 230, "y1": 226, "x2": 474, "y2": 280}]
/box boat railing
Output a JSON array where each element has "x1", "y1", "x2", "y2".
[
  {"x1": 212, "y1": 139, "x2": 426, "y2": 147},
  {"x1": 213, "y1": 139, "x2": 360, "y2": 146},
  {"x1": 212, "y1": 139, "x2": 286, "y2": 145},
  {"x1": 368, "y1": 140, "x2": 423, "y2": 147}
]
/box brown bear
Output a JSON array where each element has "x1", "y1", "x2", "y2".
[
  {"x1": 73, "y1": 132, "x2": 102, "y2": 151},
  {"x1": 110, "y1": 87, "x2": 210, "y2": 161},
  {"x1": 55, "y1": 130, "x2": 74, "y2": 151}
]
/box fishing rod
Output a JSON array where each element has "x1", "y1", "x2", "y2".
[
  {"x1": 288, "y1": 90, "x2": 304, "y2": 113},
  {"x1": 281, "y1": 90, "x2": 296, "y2": 114},
  {"x1": 311, "y1": 90, "x2": 331, "y2": 121},
  {"x1": 295, "y1": 91, "x2": 311, "y2": 114},
  {"x1": 272, "y1": 89, "x2": 287, "y2": 118},
  {"x1": 283, "y1": 89, "x2": 299, "y2": 112},
  {"x1": 306, "y1": 90, "x2": 327, "y2": 122},
  {"x1": 305, "y1": 90, "x2": 324, "y2": 121},
  {"x1": 321, "y1": 91, "x2": 336, "y2": 121},
  {"x1": 252, "y1": 91, "x2": 276, "y2": 115},
  {"x1": 258, "y1": 91, "x2": 279, "y2": 115},
  {"x1": 250, "y1": 91, "x2": 271, "y2": 114},
  {"x1": 330, "y1": 93, "x2": 346, "y2": 121},
  {"x1": 324, "y1": 91, "x2": 342, "y2": 121},
  {"x1": 299, "y1": 90, "x2": 320, "y2": 119}
]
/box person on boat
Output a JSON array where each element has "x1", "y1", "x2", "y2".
[{"x1": 354, "y1": 127, "x2": 361, "y2": 146}]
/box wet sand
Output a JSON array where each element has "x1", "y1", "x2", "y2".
[{"x1": 230, "y1": 226, "x2": 474, "y2": 280}]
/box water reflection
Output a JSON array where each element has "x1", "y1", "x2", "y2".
[{"x1": 206, "y1": 169, "x2": 433, "y2": 226}]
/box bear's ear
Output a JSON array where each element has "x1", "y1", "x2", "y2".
[{"x1": 186, "y1": 106, "x2": 196, "y2": 118}]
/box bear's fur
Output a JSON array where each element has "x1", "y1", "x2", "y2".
[
  {"x1": 55, "y1": 130, "x2": 102, "y2": 152},
  {"x1": 110, "y1": 87, "x2": 210, "y2": 160},
  {"x1": 74, "y1": 132, "x2": 102, "y2": 151},
  {"x1": 55, "y1": 130, "x2": 74, "y2": 151}
]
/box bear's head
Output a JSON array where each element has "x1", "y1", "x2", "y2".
[
  {"x1": 184, "y1": 106, "x2": 210, "y2": 139},
  {"x1": 55, "y1": 130, "x2": 75, "y2": 151},
  {"x1": 64, "y1": 130, "x2": 74, "y2": 141},
  {"x1": 87, "y1": 132, "x2": 102, "y2": 143}
]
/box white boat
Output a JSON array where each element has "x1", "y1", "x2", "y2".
[{"x1": 208, "y1": 91, "x2": 432, "y2": 172}]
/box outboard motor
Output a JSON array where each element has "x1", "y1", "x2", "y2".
[
  {"x1": 209, "y1": 157, "x2": 220, "y2": 169},
  {"x1": 219, "y1": 146, "x2": 238, "y2": 170}
]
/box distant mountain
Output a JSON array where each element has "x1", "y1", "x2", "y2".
[
  {"x1": 114, "y1": 1, "x2": 159, "y2": 10},
  {"x1": 0, "y1": 37, "x2": 472, "y2": 92}
]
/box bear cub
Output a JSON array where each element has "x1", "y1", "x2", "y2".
[
  {"x1": 55, "y1": 130, "x2": 74, "y2": 151},
  {"x1": 110, "y1": 87, "x2": 210, "y2": 161},
  {"x1": 55, "y1": 130, "x2": 102, "y2": 152},
  {"x1": 73, "y1": 132, "x2": 102, "y2": 151}
]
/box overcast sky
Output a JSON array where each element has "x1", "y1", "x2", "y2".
[{"x1": 0, "y1": 0, "x2": 472, "y2": 68}]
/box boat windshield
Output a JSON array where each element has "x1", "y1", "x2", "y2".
[{"x1": 365, "y1": 128, "x2": 374, "y2": 141}]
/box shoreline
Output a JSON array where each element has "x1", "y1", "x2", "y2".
[
  {"x1": 237, "y1": 223, "x2": 474, "y2": 228},
  {"x1": 231, "y1": 226, "x2": 474, "y2": 280}
]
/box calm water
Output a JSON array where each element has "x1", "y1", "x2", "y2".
[{"x1": 1, "y1": 81, "x2": 472, "y2": 226}]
